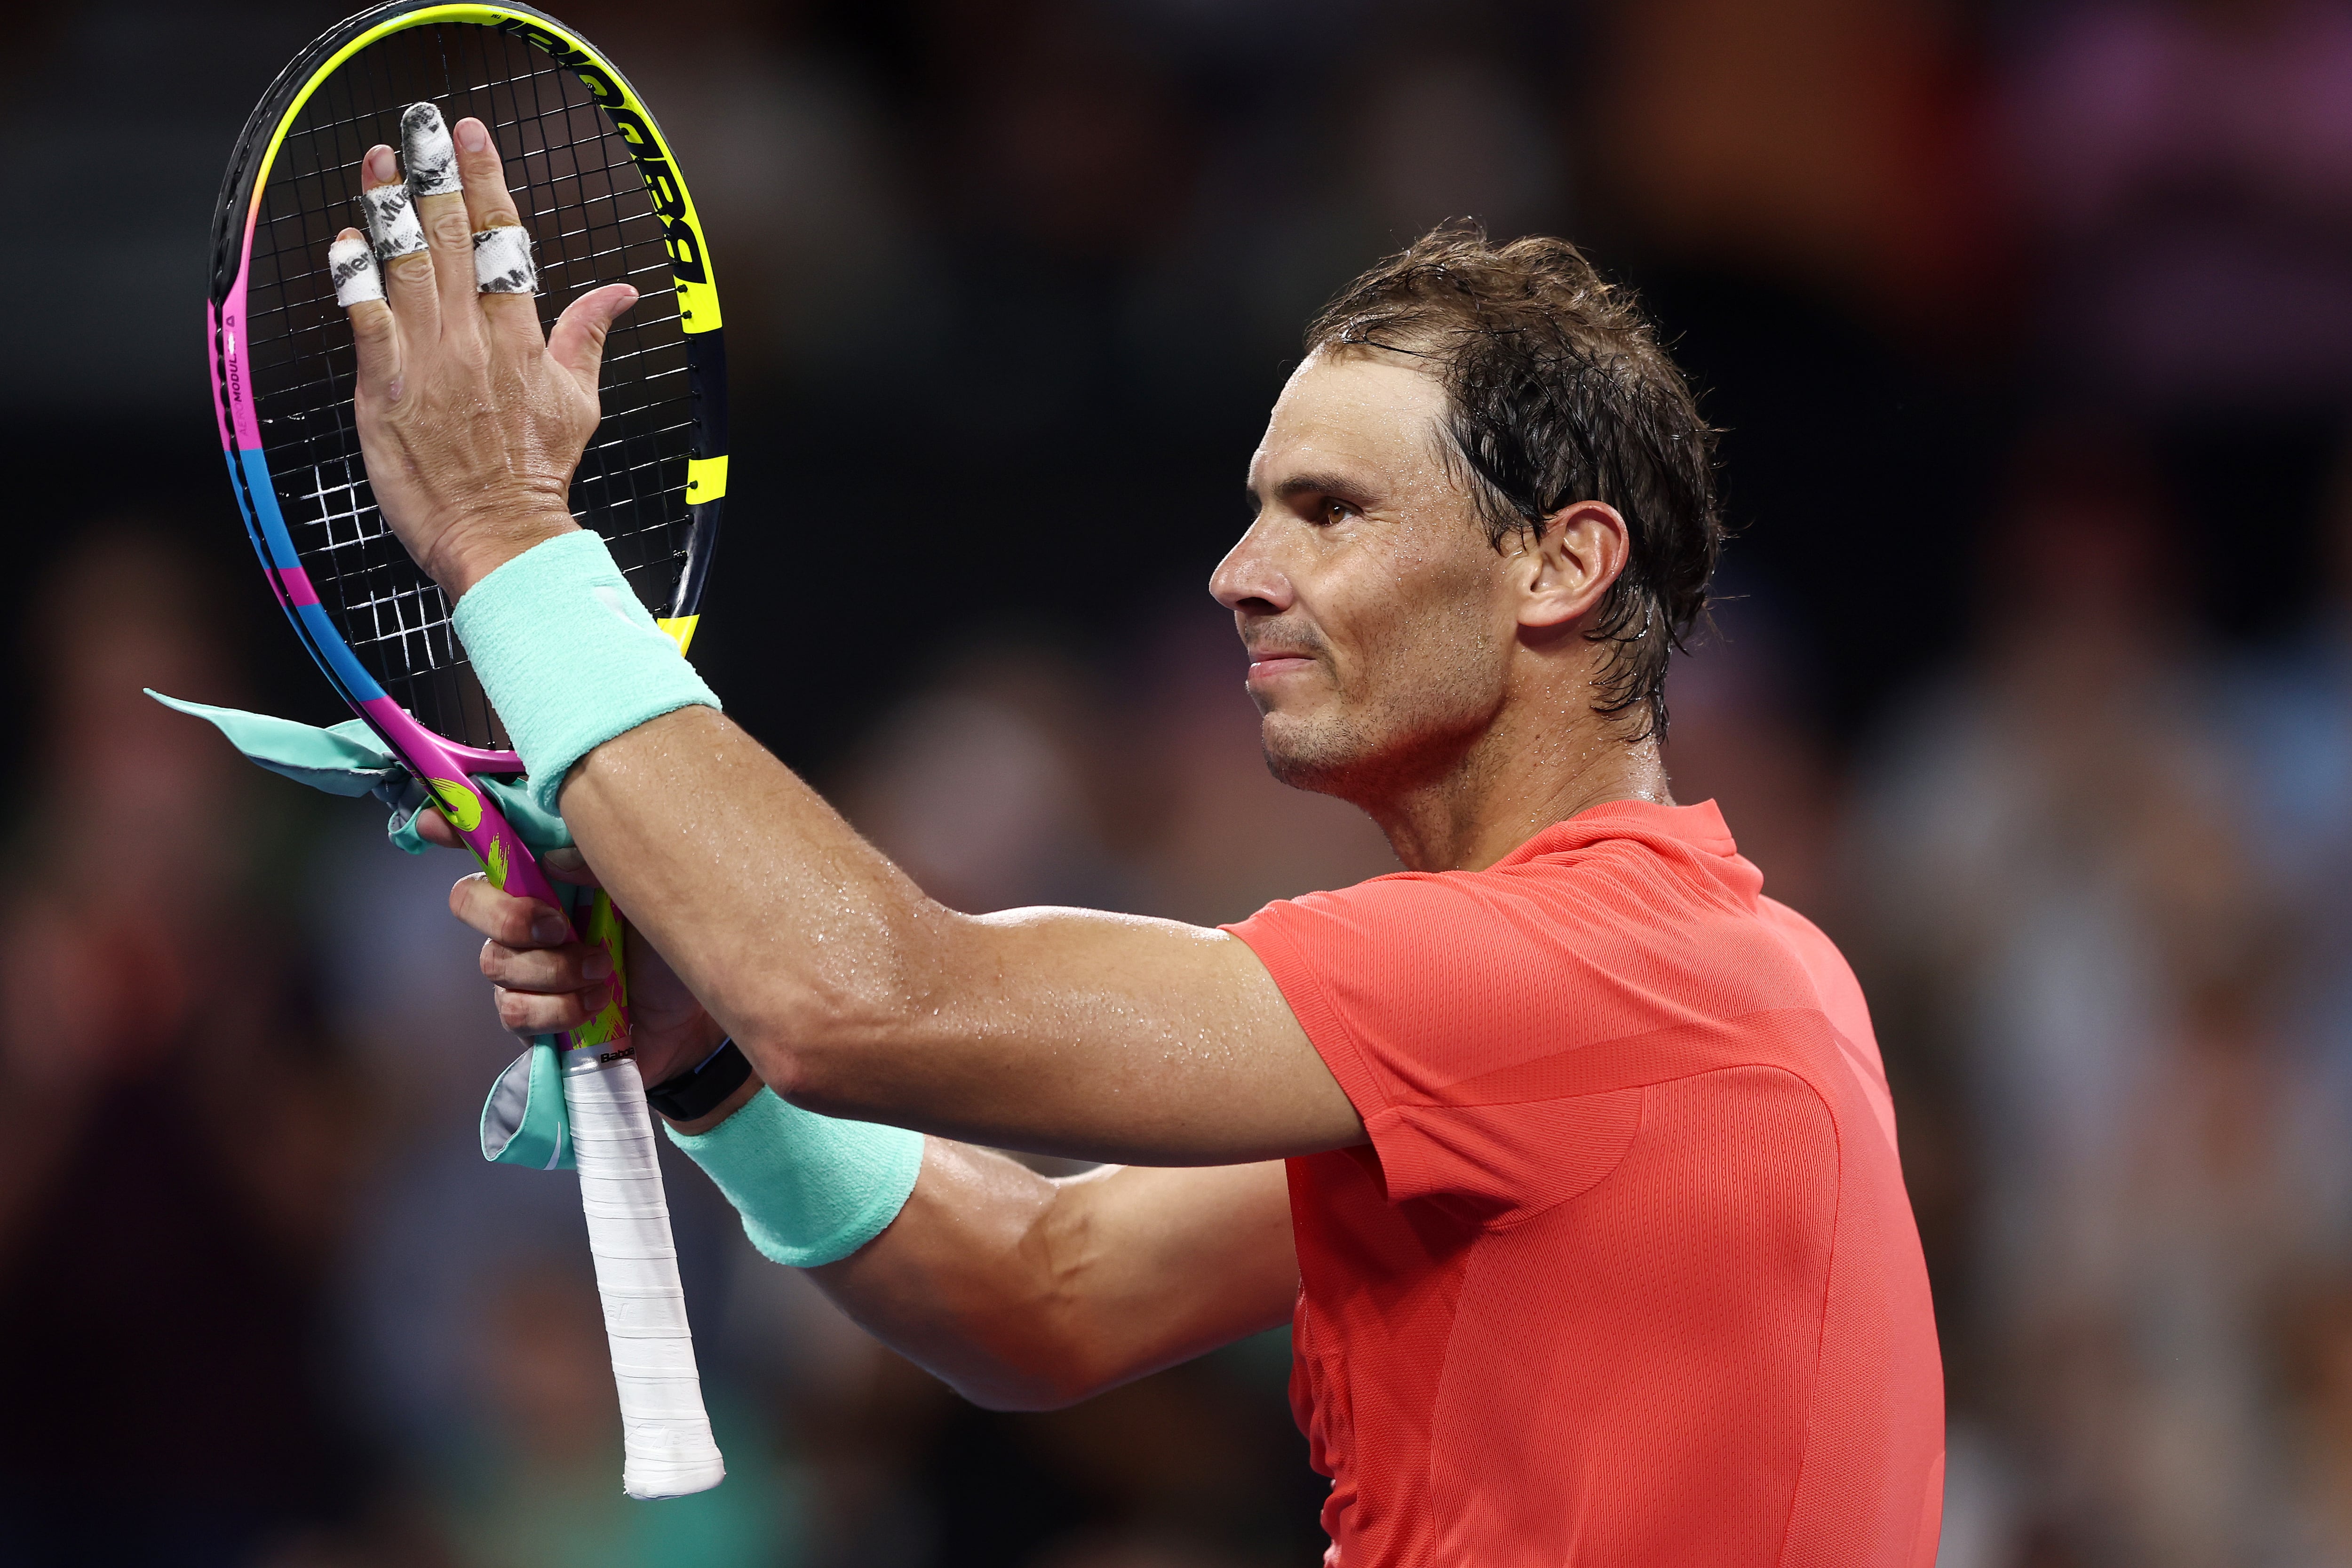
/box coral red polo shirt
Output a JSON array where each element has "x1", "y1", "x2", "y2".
[{"x1": 1224, "y1": 800, "x2": 1943, "y2": 1567}]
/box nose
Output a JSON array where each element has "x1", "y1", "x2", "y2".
[{"x1": 1210, "y1": 513, "x2": 1295, "y2": 615}]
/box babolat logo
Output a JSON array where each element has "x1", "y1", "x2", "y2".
[{"x1": 494, "y1": 18, "x2": 707, "y2": 283}]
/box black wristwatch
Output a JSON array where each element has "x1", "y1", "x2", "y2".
[{"x1": 644, "y1": 1038, "x2": 755, "y2": 1122}]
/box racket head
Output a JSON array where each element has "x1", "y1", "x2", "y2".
[
  {"x1": 209, "y1": 24, "x2": 727, "y2": 1501},
  {"x1": 208, "y1": 0, "x2": 726, "y2": 784}
]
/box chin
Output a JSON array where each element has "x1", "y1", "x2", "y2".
[
  {"x1": 1262, "y1": 700, "x2": 1486, "y2": 806},
  {"x1": 1258, "y1": 713, "x2": 1368, "y2": 799}
]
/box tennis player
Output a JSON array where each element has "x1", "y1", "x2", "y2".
[{"x1": 355, "y1": 119, "x2": 1942, "y2": 1563}]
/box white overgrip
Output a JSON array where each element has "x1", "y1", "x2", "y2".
[{"x1": 562, "y1": 1048, "x2": 727, "y2": 1498}]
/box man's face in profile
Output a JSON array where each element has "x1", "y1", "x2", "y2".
[{"x1": 1215, "y1": 350, "x2": 1521, "y2": 807}]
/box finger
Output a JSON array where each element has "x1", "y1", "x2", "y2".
[
  {"x1": 495, "y1": 984, "x2": 602, "y2": 1038},
  {"x1": 361, "y1": 143, "x2": 436, "y2": 343},
  {"x1": 449, "y1": 117, "x2": 542, "y2": 339},
  {"x1": 448, "y1": 872, "x2": 571, "y2": 948},
  {"x1": 479, "y1": 936, "x2": 612, "y2": 994},
  {"x1": 548, "y1": 283, "x2": 641, "y2": 397},
  {"x1": 416, "y1": 808, "x2": 461, "y2": 850},
  {"x1": 400, "y1": 103, "x2": 479, "y2": 328},
  {"x1": 330, "y1": 227, "x2": 397, "y2": 396}
]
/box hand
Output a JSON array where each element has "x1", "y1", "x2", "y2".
[
  {"x1": 421, "y1": 812, "x2": 729, "y2": 1090},
  {"x1": 340, "y1": 116, "x2": 639, "y2": 596}
]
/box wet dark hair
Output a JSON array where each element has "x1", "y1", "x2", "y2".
[{"x1": 1304, "y1": 223, "x2": 1722, "y2": 740}]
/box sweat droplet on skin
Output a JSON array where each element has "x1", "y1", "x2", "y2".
[
  {"x1": 472, "y1": 223, "x2": 539, "y2": 295},
  {"x1": 400, "y1": 102, "x2": 462, "y2": 197}
]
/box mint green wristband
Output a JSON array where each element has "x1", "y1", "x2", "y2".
[
  {"x1": 452, "y1": 530, "x2": 720, "y2": 812},
  {"x1": 663, "y1": 1088, "x2": 924, "y2": 1268}
]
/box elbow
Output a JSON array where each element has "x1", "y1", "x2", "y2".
[
  {"x1": 958, "y1": 1202, "x2": 1129, "y2": 1412},
  {"x1": 731, "y1": 921, "x2": 967, "y2": 1113},
  {"x1": 730, "y1": 1021, "x2": 819, "y2": 1105},
  {"x1": 947, "y1": 1344, "x2": 1122, "y2": 1414},
  {"x1": 960, "y1": 1383, "x2": 1097, "y2": 1415},
  {"x1": 729, "y1": 979, "x2": 920, "y2": 1111},
  {"x1": 928, "y1": 1183, "x2": 1128, "y2": 1415}
]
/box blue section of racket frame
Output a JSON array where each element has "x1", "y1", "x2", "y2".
[{"x1": 226, "y1": 446, "x2": 391, "y2": 704}]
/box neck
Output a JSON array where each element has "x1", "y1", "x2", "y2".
[{"x1": 1363, "y1": 703, "x2": 1672, "y2": 873}]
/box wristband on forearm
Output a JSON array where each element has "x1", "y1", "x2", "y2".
[
  {"x1": 451, "y1": 529, "x2": 720, "y2": 812},
  {"x1": 662, "y1": 1087, "x2": 924, "y2": 1268}
]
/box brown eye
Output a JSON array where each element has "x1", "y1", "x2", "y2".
[{"x1": 1322, "y1": 498, "x2": 1352, "y2": 525}]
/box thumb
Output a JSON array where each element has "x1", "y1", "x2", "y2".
[{"x1": 548, "y1": 283, "x2": 639, "y2": 395}]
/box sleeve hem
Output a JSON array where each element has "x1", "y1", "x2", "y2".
[
  {"x1": 1225, "y1": 914, "x2": 1439, "y2": 1202},
  {"x1": 1224, "y1": 915, "x2": 1389, "y2": 1123}
]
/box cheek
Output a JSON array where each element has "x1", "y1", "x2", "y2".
[{"x1": 1345, "y1": 554, "x2": 1505, "y2": 702}]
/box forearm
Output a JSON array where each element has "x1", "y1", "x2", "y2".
[
  {"x1": 560, "y1": 706, "x2": 946, "y2": 1098},
  {"x1": 808, "y1": 1138, "x2": 1089, "y2": 1410},
  {"x1": 661, "y1": 1066, "x2": 1092, "y2": 1407},
  {"x1": 662, "y1": 1053, "x2": 1303, "y2": 1408},
  {"x1": 804, "y1": 1147, "x2": 1301, "y2": 1412}
]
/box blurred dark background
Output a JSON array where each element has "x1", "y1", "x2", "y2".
[{"x1": 7, "y1": 0, "x2": 2352, "y2": 1564}]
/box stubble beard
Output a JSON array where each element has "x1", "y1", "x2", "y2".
[
  {"x1": 1257, "y1": 659, "x2": 1498, "y2": 812},
  {"x1": 1260, "y1": 707, "x2": 1372, "y2": 799},
  {"x1": 1250, "y1": 557, "x2": 1505, "y2": 810}
]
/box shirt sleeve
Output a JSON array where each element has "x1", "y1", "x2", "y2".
[{"x1": 1224, "y1": 870, "x2": 1648, "y2": 1221}]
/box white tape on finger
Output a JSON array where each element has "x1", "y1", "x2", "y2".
[
  {"x1": 562, "y1": 1050, "x2": 725, "y2": 1499},
  {"x1": 361, "y1": 183, "x2": 425, "y2": 260},
  {"x1": 473, "y1": 224, "x2": 539, "y2": 295},
  {"x1": 329, "y1": 234, "x2": 384, "y2": 305},
  {"x1": 400, "y1": 102, "x2": 462, "y2": 198}
]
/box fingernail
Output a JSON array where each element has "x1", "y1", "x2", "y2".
[
  {"x1": 584, "y1": 951, "x2": 613, "y2": 981},
  {"x1": 455, "y1": 118, "x2": 488, "y2": 153},
  {"x1": 365, "y1": 145, "x2": 398, "y2": 186},
  {"x1": 532, "y1": 913, "x2": 568, "y2": 944}
]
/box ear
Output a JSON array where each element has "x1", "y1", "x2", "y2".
[{"x1": 1517, "y1": 501, "x2": 1630, "y2": 632}]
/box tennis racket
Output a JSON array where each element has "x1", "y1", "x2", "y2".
[{"x1": 208, "y1": 1, "x2": 726, "y2": 1498}]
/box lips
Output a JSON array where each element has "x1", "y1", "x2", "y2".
[{"x1": 1245, "y1": 651, "x2": 1317, "y2": 683}]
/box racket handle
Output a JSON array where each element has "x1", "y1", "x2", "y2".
[{"x1": 563, "y1": 1046, "x2": 727, "y2": 1498}]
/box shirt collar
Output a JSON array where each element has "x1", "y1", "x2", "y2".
[{"x1": 1488, "y1": 798, "x2": 1740, "y2": 869}]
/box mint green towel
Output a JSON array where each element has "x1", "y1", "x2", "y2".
[{"x1": 149, "y1": 688, "x2": 579, "y2": 1169}]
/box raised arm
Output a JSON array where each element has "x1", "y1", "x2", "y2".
[{"x1": 566, "y1": 708, "x2": 1361, "y2": 1163}]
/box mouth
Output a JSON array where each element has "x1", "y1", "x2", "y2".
[{"x1": 1244, "y1": 649, "x2": 1319, "y2": 686}]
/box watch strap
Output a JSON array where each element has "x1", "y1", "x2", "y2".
[{"x1": 644, "y1": 1038, "x2": 753, "y2": 1122}]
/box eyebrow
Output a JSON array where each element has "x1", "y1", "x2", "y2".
[{"x1": 1245, "y1": 470, "x2": 1376, "y2": 508}]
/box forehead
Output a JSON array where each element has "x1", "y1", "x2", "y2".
[{"x1": 1248, "y1": 349, "x2": 1450, "y2": 490}]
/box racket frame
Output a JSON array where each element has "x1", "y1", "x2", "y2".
[{"x1": 207, "y1": 0, "x2": 731, "y2": 1496}]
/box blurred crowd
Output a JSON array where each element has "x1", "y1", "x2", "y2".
[{"x1": 8, "y1": 0, "x2": 2352, "y2": 1565}]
